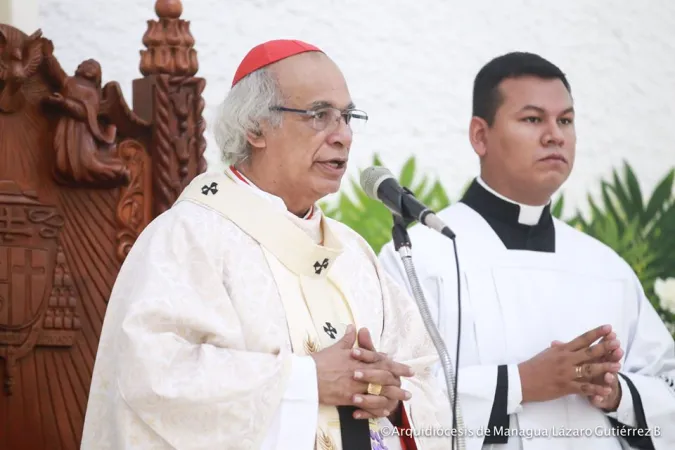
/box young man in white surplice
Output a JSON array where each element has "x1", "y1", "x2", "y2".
[{"x1": 380, "y1": 52, "x2": 675, "y2": 450}]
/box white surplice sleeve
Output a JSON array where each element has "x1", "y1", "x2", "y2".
[
  {"x1": 378, "y1": 240, "x2": 513, "y2": 450},
  {"x1": 605, "y1": 272, "x2": 675, "y2": 450},
  {"x1": 82, "y1": 202, "x2": 318, "y2": 450}
]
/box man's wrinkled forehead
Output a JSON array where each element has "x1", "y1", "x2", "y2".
[{"x1": 273, "y1": 53, "x2": 353, "y2": 109}]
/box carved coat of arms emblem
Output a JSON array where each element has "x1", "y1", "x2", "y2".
[{"x1": 0, "y1": 181, "x2": 79, "y2": 394}]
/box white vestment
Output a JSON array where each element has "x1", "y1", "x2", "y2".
[
  {"x1": 379, "y1": 200, "x2": 675, "y2": 450},
  {"x1": 81, "y1": 170, "x2": 454, "y2": 450}
]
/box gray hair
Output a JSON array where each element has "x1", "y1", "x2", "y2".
[{"x1": 213, "y1": 68, "x2": 284, "y2": 166}]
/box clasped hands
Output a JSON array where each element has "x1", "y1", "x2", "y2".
[
  {"x1": 311, "y1": 324, "x2": 413, "y2": 422},
  {"x1": 519, "y1": 324, "x2": 624, "y2": 411}
]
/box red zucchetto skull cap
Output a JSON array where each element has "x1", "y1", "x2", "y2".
[{"x1": 231, "y1": 39, "x2": 323, "y2": 87}]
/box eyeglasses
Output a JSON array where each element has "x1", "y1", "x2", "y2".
[{"x1": 270, "y1": 106, "x2": 368, "y2": 133}]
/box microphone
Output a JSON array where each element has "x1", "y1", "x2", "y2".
[
  {"x1": 362, "y1": 165, "x2": 465, "y2": 450},
  {"x1": 360, "y1": 166, "x2": 456, "y2": 240}
]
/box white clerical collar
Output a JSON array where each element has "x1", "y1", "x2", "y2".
[
  {"x1": 476, "y1": 176, "x2": 548, "y2": 226},
  {"x1": 224, "y1": 165, "x2": 315, "y2": 220}
]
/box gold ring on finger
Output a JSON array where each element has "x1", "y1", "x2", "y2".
[
  {"x1": 575, "y1": 365, "x2": 583, "y2": 379},
  {"x1": 367, "y1": 383, "x2": 382, "y2": 396}
]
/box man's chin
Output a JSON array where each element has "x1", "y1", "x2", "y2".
[
  {"x1": 312, "y1": 179, "x2": 343, "y2": 201},
  {"x1": 535, "y1": 171, "x2": 569, "y2": 194}
]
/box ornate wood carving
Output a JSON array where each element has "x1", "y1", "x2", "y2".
[
  {"x1": 116, "y1": 139, "x2": 151, "y2": 263},
  {"x1": 43, "y1": 45, "x2": 132, "y2": 188},
  {"x1": 0, "y1": 28, "x2": 44, "y2": 114},
  {"x1": 0, "y1": 1, "x2": 206, "y2": 447},
  {"x1": 0, "y1": 181, "x2": 68, "y2": 395},
  {"x1": 140, "y1": 0, "x2": 198, "y2": 77},
  {"x1": 135, "y1": 0, "x2": 207, "y2": 216}
]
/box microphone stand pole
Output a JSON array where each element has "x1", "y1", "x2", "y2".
[{"x1": 391, "y1": 194, "x2": 465, "y2": 450}]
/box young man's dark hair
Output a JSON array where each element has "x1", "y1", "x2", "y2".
[{"x1": 472, "y1": 52, "x2": 571, "y2": 126}]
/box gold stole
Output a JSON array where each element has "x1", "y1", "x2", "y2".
[{"x1": 175, "y1": 173, "x2": 378, "y2": 450}]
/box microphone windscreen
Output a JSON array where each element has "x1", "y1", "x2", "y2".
[{"x1": 360, "y1": 166, "x2": 394, "y2": 200}]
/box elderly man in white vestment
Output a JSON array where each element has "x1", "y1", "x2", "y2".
[
  {"x1": 379, "y1": 52, "x2": 675, "y2": 450},
  {"x1": 80, "y1": 39, "x2": 454, "y2": 450}
]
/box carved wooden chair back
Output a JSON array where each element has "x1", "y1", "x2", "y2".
[{"x1": 0, "y1": 1, "x2": 206, "y2": 447}]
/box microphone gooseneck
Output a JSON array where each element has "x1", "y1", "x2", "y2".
[{"x1": 360, "y1": 166, "x2": 464, "y2": 450}]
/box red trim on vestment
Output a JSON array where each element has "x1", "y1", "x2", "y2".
[
  {"x1": 230, "y1": 165, "x2": 314, "y2": 220},
  {"x1": 396, "y1": 406, "x2": 417, "y2": 450},
  {"x1": 229, "y1": 165, "x2": 249, "y2": 185}
]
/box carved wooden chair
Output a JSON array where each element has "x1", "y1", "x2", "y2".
[{"x1": 0, "y1": 1, "x2": 206, "y2": 448}]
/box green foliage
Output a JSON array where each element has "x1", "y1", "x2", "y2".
[
  {"x1": 562, "y1": 162, "x2": 675, "y2": 334},
  {"x1": 322, "y1": 156, "x2": 675, "y2": 338},
  {"x1": 320, "y1": 154, "x2": 451, "y2": 254}
]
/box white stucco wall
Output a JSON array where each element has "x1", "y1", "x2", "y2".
[
  {"x1": 1, "y1": 0, "x2": 39, "y2": 32},
  {"x1": 34, "y1": 0, "x2": 675, "y2": 217},
  {"x1": 0, "y1": 2, "x2": 9, "y2": 24}
]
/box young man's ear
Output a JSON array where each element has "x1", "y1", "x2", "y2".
[{"x1": 469, "y1": 116, "x2": 489, "y2": 158}]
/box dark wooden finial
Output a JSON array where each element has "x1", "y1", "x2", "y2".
[
  {"x1": 155, "y1": 0, "x2": 183, "y2": 19},
  {"x1": 140, "y1": 0, "x2": 197, "y2": 76}
]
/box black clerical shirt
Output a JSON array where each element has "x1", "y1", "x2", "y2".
[{"x1": 460, "y1": 178, "x2": 555, "y2": 252}]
